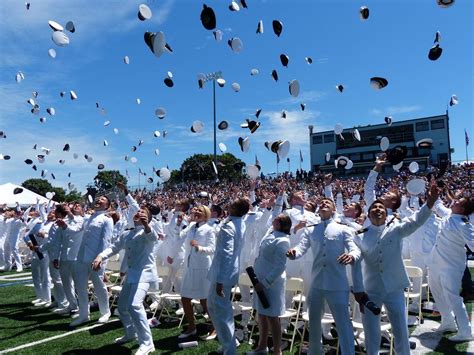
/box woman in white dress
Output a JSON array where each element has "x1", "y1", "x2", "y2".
[
  {"x1": 178, "y1": 205, "x2": 216, "y2": 338},
  {"x1": 250, "y1": 214, "x2": 291, "y2": 355}
]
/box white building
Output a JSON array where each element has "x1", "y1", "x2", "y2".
[{"x1": 308, "y1": 113, "x2": 452, "y2": 176}]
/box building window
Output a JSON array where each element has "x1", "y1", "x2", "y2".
[
  {"x1": 312, "y1": 135, "x2": 323, "y2": 144},
  {"x1": 362, "y1": 152, "x2": 374, "y2": 161},
  {"x1": 431, "y1": 119, "x2": 445, "y2": 130},
  {"x1": 323, "y1": 134, "x2": 335, "y2": 143},
  {"x1": 416, "y1": 121, "x2": 429, "y2": 132}
]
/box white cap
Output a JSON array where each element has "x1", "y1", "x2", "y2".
[
  {"x1": 52, "y1": 31, "x2": 70, "y2": 47},
  {"x1": 409, "y1": 161, "x2": 419, "y2": 174},
  {"x1": 380, "y1": 137, "x2": 390, "y2": 151},
  {"x1": 406, "y1": 178, "x2": 426, "y2": 196}
]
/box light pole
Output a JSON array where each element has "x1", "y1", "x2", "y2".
[{"x1": 201, "y1": 71, "x2": 222, "y2": 169}]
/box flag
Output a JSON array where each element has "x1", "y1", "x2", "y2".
[
  {"x1": 255, "y1": 154, "x2": 260, "y2": 166},
  {"x1": 466, "y1": 129, "x2": 470, "y2": 146},
  {"x1": 299, "y1": 149, "x2": 303, "y2": 163}
]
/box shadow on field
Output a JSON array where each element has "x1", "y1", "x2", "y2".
[{"x1": 63, "y1": 344, "x2": 134, "y2": 354}]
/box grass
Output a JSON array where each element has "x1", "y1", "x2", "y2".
[{"x1": 0, "y1": 269, "x2": 473, "y2": 354}]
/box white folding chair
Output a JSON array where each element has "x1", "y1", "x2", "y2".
[
  {"x1": 404, "y1": 265, "x2": 423, "y2": 325},
  {"x1": 279, "y1": 277, "x2": 305, "y2": 353}
]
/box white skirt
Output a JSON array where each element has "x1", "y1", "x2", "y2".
[{"x1": 180, "y1": 267, "x2": 211, "y2": 300}]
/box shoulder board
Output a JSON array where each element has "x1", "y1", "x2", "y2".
[
  {"x1": 386, "y1": 216, "x2": 398, "y2": 227},
  {"x1": 305, "y1": 223, "x2": 319, "y2": 228},
  {"x1": 462, "y1": 217, "x2": 470, "y2": 224},
  {"x1": 214, "y1": 220, "x2": 219, "y2": 224},
  {"x1": 335, "y1": 221, "x2": 346, "y2": 225},
  {"x1": 125, "y1": 227, "x2": 134, "y2": 231},
  {"x1": 356, "y1": 228, "x2": 368, "y2": 234}
]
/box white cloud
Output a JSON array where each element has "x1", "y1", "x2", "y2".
[
  {"x1": 270, "y1": 90, "x2": 326, "y2": 106},
  {"x1": 369, "y1": 105, "x2": 421, "y2": 117}
]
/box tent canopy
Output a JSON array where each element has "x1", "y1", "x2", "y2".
[{"x1": 0, "y1": 183, "x2": 49, "y2": 208}]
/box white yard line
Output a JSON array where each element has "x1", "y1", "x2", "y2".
[{"x1": 0, "y1": 319, "x2": 119, "y2": 354}]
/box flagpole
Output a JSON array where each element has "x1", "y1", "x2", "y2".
[
  {"x1": 138, "y1": 168, "x2": 140, "y2": 190},
  {"x1": 466, "y1": 130, "x2": 469, "y2": 164},
  {"x1": 276, "y1": 155, "x2": 279, "y2": 176}
]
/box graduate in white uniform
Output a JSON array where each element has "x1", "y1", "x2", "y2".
[
  {"x1": 24, "y1": 212, "x2": 51, "y2": 305},
  {"x1": 207, "y1": 198, "x2": 250, "y2": 355},
  {"x1": 93, "y1": 206, "x2": 158, "y2": 355},
  {"x1": 428, "y1": 196, "x2": 474, "y2": 341},
  {"x1": 250, "y1": 213, "x2": 291, "y2": 355},
  {"x1": 3, "y1": 210, "x2": 25, "y2": 272},
  {"x1": 71, "y1": 195, "x2": 113, "y2": 327},
  {"x1": 53, "y1": 203, "x2": 84, "y2": 314},
  {"x1": 178, "y1": 205, "x2": 216, "y2": 338},
  {"x1": 352, "y1": 183, "x2": 439, "y2": 355},
  {"x1": 0, "y1": 209, "x2": 7, "y2": 270},
  {"x1": 288, "y1": 198, "x2": 360, "y2": 355}
]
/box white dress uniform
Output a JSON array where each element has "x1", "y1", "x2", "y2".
[
  {"x1": 180, "y1": 221, "x2": 216, "y2": 299},
  {"x1": 253, "y1": 230, "x2": 290, "y2": 317},
  {"x1": 0, "y1": 213, "x2": 6, "y2": 270},
  {"x1": 99, "y1": 225, "x2": 158, "y2": 349},
  {"x1": 39, "y1": 221, "x2": 69, "y2": 308},
  {"x1": 352, "y1": 204, "x2": 432, "y2": 355},
  {"x1": 53, "y1": 215, "x2": 84, "y2": 312},
  {"x1": 294, "y1": 218, "x2": 360, "y2": 355},
  {"x1": 24, "y1": 219, "x2": 51, "y2": 302},
  {"x1": 428, "y1": 201, "x2": 474, "y2": 336},
  {"x1": 161, "y1": 212, "x2": 188, "y2": 293},
  {"x1": 4, "y1": 217, "x2": 24, "y2": 271},
  {"x1": 74, "y1": 210, "x2": 113, "y2": 319},
  {"x1": 207, "y1": 216, "x2": 245, "y2": 355}
]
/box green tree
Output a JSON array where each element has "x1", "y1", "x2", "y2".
[
  {"x1": 21, "y1": 178, "x2": 53, "y2": 197},
  {"x1": 94, "y1": 170, "x2": 127, "y2": 194},
  {"x1": 64, "y1": 189, "x2": 82, "y2": 202},
  {"x1": 169, "y1": 153, "x2": 244, "y2": 184}
]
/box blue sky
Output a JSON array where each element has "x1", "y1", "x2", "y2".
[{"x1": 0, "y1": 0, "x2": 472, "y2": 192}]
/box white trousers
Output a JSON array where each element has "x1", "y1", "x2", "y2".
[
  {"x1": 208, "y1": 283, "x2": 236, "y2": 355},
  {"x1": 118, "y1": 282, "x2": 153, "y2": 347},
  {"x1": 430, "y1": 268, "x2": 471, "y2": 333},
  {"x1": 410, "y1": 252, "x2": 428, "y2": 303},
  {"x1": 74, "y1": 262, "x2": 110, "y2": 318},
  {"x1": 308, "y1": 289, "x2": 355, "y2": 355},
  {"x1": 49, "y1": 261, "x2": 68, "y2": 307},
  {"x1": 31, "y1": 256, "x2": 51, "y2": 301},
  {"x1": 161, "y1": 262, "x2": 183, "y2": 293},
  {"x1": 362, "y1": 289, "x2": 409, "y2": 355},
  {"x1": 59, "y1": 260, "x2": 78, "y2": 310},
  {"x1": 4, "y1": 237, "x2": 22, "y2": 271},
  {"x1": 0, "y1": 233, "x2": 6, "y2": 269}
]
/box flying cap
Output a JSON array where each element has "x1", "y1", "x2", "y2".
[
  {"x1": 246, "y1": 165, "x2": 259, "y2": 179},
  {"x1": 48, "y1": 48, "x2": 57, "y2": 58},
  {"x1": 231, "y1": 82, "x2": 240, "y2": 92},
  {"x1": 228, "y1": 37, "x2": 243, "y2": 53},
  {"x1": 434, "y1": 31, "x2": 441, "y2": 43},
  {"x1": 13, "y1": 187, "x2": 24, "y2": 195},
  {"x1": 336, "y1": 84, "x2": 344, "y2": 93},
  {"x1": 272, "y1": 20, "x2": 283, "y2": 37},
  {"x1": 155, "y1": 148, "x2": 160, "y2": 156},
  {"x1": 335, "y1": 156, "x2": 349, "y2": 168},
  {"x1": 384, "y1": 116, "x2": 393, "y2": 126},
  {"x1": 409, "y1": 161, "x2": 419, "y2": 173},
  {"x1": 98, "y1": 163, "x2": 105, "y2": 170},
  {"x1": 437, "y1": 0, "x2": 455, "y2": 8},
  {"x1": 138, "y1": 4, "x2": 152, "y2": 20},
  {"x1": 153, "y1": 131, "x2": 161, "y2": 137},
  {"x1": 63, "y1": 143, "x2": 70, "y2": 151},
  {"x1": 65, "y1": 21, "x2": 75, "y2": 33},
  {"x1": 164, "y1": 77, "x2": 174, "y2": 87},
  {"x1": 52, "y1": 31, "x2": 70, "y2": 46},
  {"x1": 200, "y1": 4, "x2": 216, "y2": 30},
  {"x1": 159, "y1": 167, "x2": 171, "y2": 182},
  {"x1": 216, "y1": 78, "x2": 226, "y2": 87},
  {"x1": 191, "y1": 120, "x2": 204, "y2": 133},
  {"x1": 449, "y1": 94, "x2": 458, "y2": 106},
  {"x1": 334, "y1": 123, "x2": 343, "y2": 135},
  {"x1": 46, "y1": 107, "x2": 55, "y2": 116},
  {"x1": 289, "y1": 79, "x2": 300, "y2": 97},
  {"x1": 213, "y1": 29, "x2": 223, "y2": 41},
  {"x1": 70, "y1": 90, "x2": 77, "y2": 100},
  {"x1": 370, "y1": 77, "x2": 388, "y2": 90},
  {"x1": 48, "y1": 20, "x2": 63, "y2": 31},
  {"x1": 0, "y1": 154, "x2": 11, "y2": 160},
  {"x1": 325, "y1": 152, "x2": 331, "y2": 162},
  {"x1": 24, "y1": 159, "x2": 33, "y2": 165},
  {"x1": 277, "y1": 140, "x2": 290, "y2": 159},
  {"x1": 280, "y1": 54, "x2": 289, "y2": 67},
  {"x1": 218, "y1": 142, "x2": 227, "y2": 152},
  {"x1": 218, "y1": 120, "x2": 229, "y2": 130},
  {"x1": 416, "y1": 138, "x2": 433, "y2": 149},
  {"x1": 271, "y1": 70, "x2": 278, "y2": 82},
  {"x1": 155, "y1": 107, "x2": 166, "y2": 119},
  {"x1": 16, "y1": 71, "x2": 25, "y2": 83},
  {"x1": 352, "y1": 129, "x2": 361, "y2": 142},
  {"x1": 124, "y1": 56, "x2": 130, "y2": 64},
  {"x1": 251, "y1": 68, "x2": 259, "y2": 76},
  {"x1": 305, "y1": 57, "x2": 313, "y2": 64},
  {"x1": 300, "y1": 103, "x2": 306, "y2": 111},
  {"x1": 406, "y1": 178, "x2": 426, "y2": 195},
  {"x1": 229, "y1": 1, "x2": 240, "y2": 11},
  {"x1": 238, "y1": 137, "x2": 250, "y2": 152},
  {"x1": 359, "y1": 6, "x2": 369, "y2": 20},
  {"x1": 386, "y1": 145, "x2": 407, "y2": 165},
  {"x1": 380, "y1": 136, "x2": 390, "y2": 151},
  {"x1": 345, "y1": 160, "x2": 354, "y2": 170},
  {"x1": 247, "y1": 120, "x2": 260, "y2": 134},
  {"x1": 256, "y1": 20, "x2": 263, "y2": 34},
  {"x1": 428, "y1": 44, "x2": 443, "y2": 61}
]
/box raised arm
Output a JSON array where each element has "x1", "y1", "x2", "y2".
[{"x1": 364, "y1": 155, "x2": 386, "y2": 208}]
